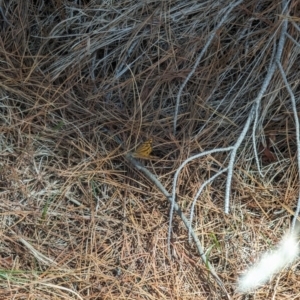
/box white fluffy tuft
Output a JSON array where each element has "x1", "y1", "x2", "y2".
[{"x1": 237, "y1": 231, "x2": 299, "y2": 293}]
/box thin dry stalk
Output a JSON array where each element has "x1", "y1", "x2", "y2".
[{"x1": 0, "y1": 0, "x2": 299, "y2": 299}]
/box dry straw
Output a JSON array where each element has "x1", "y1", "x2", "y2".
[{"x1": 0, "y1": 0, "x2": 300, "y2": 299}]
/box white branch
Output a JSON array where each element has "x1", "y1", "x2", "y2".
[
  {"x1": 224, "y1": 106, "x2": 256, "y2": 213},
  {"x1": 250, "y1": 0, "x2": 289, "y2": 184},
  {"x1": 286, "y1": 32, "x2": 300, "y2": 48},
  {"x1": 168, "y1": 147, "x2": 233, "y2": 256},
  {"x1": 252, "y1": 41, "x2": 277, "y2": 178},
  {"x1": 125, "y1": 153, "x2": 230, "y2": 298},
  {"x1": 277, "y1": 61, "x2": 300, "y2": 231},
  {"x1": 189, "y1": 168, "x2": 228, "y2": 243},
  {"x1": 173, "y1": 0, "x2": 244, "y2": 134}
]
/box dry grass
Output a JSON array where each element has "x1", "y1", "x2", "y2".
[{"x1": 0, "y1": 0, "x2": 300, "y2": 299}]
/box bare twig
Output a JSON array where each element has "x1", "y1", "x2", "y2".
[
  {"x1": 36, "y1": 283, "x2": 84, "y2": 300},
  {"x1": 286, "y1": 33, "x2": 300, "y2": 48},
  {"x1": 252, "y1": 40, "x2": 277, "y2": 178},
  {"x1": 14, "y1": 234, "x2": 57, "y2": 266},
  {"x1": 277, "y1": 62, "x2": 300, "y2": 231},
  {"x1": 189, "y1": 168, "x2": 228, "y2": 243},
  {"x1": 169, "y1": 147, "x2": 233, "y2": 254},
  {"x1": 226, "y1": 0, "x2": 289, "y2": 213},
  {"x1": 225, "y1": 106, "x2": 255, "y2": 213},
  {"x1": 125, "y1": 153, "x2": 231, "y2": 299},
  {"x1": 173, "y1": 0, "x2": 244, "y2": 134}
]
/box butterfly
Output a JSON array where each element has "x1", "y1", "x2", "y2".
[{"x1": 132, "y1": 138, "x2": 153, "y2": 159}]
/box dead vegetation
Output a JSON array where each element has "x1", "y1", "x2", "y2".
[{"x1": 0, "y1": 0, "x2": 300, "y2": 299}]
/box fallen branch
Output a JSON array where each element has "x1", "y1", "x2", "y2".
[
  {"x1": 125, "y1": 153, "x2": 231, "y2": 300},
  {"x1": 173, "y1": 0, "x2": 244, "y2": 135}
]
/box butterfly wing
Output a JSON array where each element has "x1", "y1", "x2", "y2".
[{"x1": 132, "y1": 138, "x2": 153, "y2": 159}]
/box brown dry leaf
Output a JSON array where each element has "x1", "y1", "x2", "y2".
[{"x1": 262, "y1": 147, "x2": 276, "y2": 162}]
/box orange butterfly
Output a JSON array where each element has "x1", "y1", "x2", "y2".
[{"x1": 132, "y1": 138, "x2": 153, "y2": 159}]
